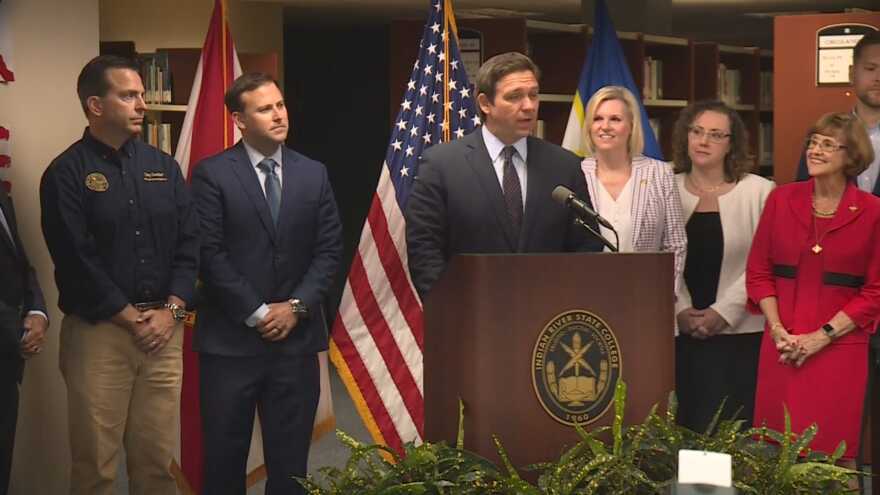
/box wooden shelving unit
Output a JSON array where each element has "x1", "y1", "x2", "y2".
[{"x1": 527, "y1": 22, "x2": 773, "y2": 173}]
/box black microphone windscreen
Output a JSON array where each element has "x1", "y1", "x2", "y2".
[{"x1": 551, "y1": 185, "x2": 573, "y2": 205}]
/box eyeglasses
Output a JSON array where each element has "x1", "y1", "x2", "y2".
[
  {"x1": 805, "y1": 137, "x2": 847, "y2": 153},
  {"x1": 688, "y1": 126, "x2": 730, "y2": 144}
]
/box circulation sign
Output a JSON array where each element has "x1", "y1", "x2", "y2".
[{"x1": 816, "y1": 23, "x2": 878, "y2": 86}]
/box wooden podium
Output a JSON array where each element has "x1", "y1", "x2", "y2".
[{"x1": 423, "y1": 252, "x2": 675, "y2": 471}]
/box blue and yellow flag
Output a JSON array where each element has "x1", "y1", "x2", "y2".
[{"x1": 561, "y1": 0, "x2": 663, "y2": 159}]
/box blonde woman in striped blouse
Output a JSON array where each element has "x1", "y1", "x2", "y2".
[{"x1": 579, "y1": 85, "x2": 687, "y2": 286}]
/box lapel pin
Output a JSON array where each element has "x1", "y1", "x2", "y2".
[{"x1": 849, "y1": 205, "x2": 858, "y2": 212}]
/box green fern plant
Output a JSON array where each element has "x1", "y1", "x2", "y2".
[{"x1": 298, "y1": 381, "x2": 861, "y2": 494}]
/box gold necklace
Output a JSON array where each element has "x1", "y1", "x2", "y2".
[
  {"x1": 811, "y1": 196, "x2": 838, "y2": 218},
  {"x1": 688, "y1": 174, "x2": 725, "y2": 194}
]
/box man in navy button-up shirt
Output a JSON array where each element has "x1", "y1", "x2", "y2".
[{"x1": 39, "y1": 55, "x2": 198, "y2": 495}]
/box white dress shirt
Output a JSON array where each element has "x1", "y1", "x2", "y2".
[
  {"x1": 242, "y1": 140, "x2": 284, "y2": 193},
  {"x1": 856, "y1": 119, "x2": 880, "y2": 193},
  {"x1": 595, "y1": 177, "x2": 634, "y2": 253}
]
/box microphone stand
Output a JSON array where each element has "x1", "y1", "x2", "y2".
[{"x1": 575, "y1": 217, "x2": 619, "y2": 252}]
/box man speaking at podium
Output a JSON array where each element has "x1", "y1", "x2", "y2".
[{"x1": 406, "y1": 52, "x2": 603, "y2": 298}]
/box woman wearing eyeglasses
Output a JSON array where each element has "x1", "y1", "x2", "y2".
[
  {"x1": 580, "y1": 86, "x2": 686, "y2": 281},
  {"x1": 672, "y1": 101, "x2": 774, "y2": 433},
  {"x1": 747, "y1": 112, "x2": 879, "y2": 460}
]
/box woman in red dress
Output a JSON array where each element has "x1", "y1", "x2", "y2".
[{"x1": 747, "y1": 112, "x2": 879, "y2": 459}]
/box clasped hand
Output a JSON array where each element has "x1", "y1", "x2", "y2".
[
  {"x1": 131, "y1": 308, "x2": 177, "y2": 355},
  {"x1": 256, "y1": 302, "x2": 299, "y2": 342},
  {"x1": 771, "y1": 326, "x2": 830, "y2": 368},
  {"x1": 677, "y1": 307, "x2": 729, "y2": 339}
]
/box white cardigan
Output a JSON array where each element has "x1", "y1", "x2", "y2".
[{"x1": 675, "y1": 173, "x2": 774, "y2": 335}]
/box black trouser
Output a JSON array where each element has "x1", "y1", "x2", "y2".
[
  {"x1": 0, "y1": 355, "x2": 21, "y2": 495},
  {"x1": 675, "y1": 333, "x2": 762, "y2": 433},
  {"x1": 200, "y1": 352, "x2": 319, "y2": 495}
]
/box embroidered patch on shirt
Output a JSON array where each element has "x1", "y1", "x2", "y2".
[
  {"x1": 85, "y1": 172, "x2": 109, "y2": 192},
  {"x1": 143, "y1": 171, "x2": 168, "y2": 182}
]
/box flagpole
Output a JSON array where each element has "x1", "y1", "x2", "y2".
[{"x1": 221, "y1": 0, "x2": 230, "y2": 149}]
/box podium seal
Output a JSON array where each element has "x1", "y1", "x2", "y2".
[{"x1": 531, "y1": 309, "x2": 622, "y2": 426}]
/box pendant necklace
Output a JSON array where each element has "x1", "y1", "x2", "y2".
[
  {"x1": 811, "y1": 195, "x2": 837, "y2": 254},
  {"x1": 811, "y1": 213, "x2": 832, "y2": 254}
]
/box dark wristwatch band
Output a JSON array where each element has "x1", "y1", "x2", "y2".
[{"x1": 821, "y1": 323, "x2": 836, "y2": 340}]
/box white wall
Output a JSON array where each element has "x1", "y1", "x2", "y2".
[{"x1": 0, "y1": 0, "x2": 99, "y2": 493}]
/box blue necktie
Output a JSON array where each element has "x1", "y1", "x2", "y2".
[{"x1": 258, "y1": 158, "x2": 281, "y2": 225}]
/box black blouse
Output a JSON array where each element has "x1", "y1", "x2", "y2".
[{"x1": 684, "y1": 211, "x2": 724, "y2": 310}]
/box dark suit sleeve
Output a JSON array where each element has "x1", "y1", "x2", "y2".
[
  {"x1": 290, "y1": 165, "x2": 343, "y2": 313},
  {"x1": 21, "y1": 256, "x2": 46, "y2": 315},
  {"x1": 2, "y1": 192, "x2": 46, "y2": 314},
  {"x1": 405, "y1": 154, "x2": 448, "y2": 298},
  {"x1": 167, "y1": 159, "x2": 199, "y2": 307},
  {"x1": 795, "y1": 150, "x2": 809, "y2": 182},
  {"x1": 191, "y1": 163, "x2": 264, "y2": 323},
  {"x1": 566, "y1": 163, "x2": 603, "y2": 252}
]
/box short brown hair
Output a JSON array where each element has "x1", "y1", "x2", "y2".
[
  {"x1": 76, "y1": 55, "x2": 140, "y2": 114},
  {"x1": 808, "y1": 112, "x2": 875, "y2": 178},
  {"x1": 224, "y1": 72, "x2": 281, "y2": 113},
  {"x1": 475, "y1": 52, "x2": 540, "y2": 118},
  {"x1": 672, "y1": 100, "x2": 754, "y2": 182},
  {"x1": 853, "y1": 30, "x2": 880, "y2": 65}
]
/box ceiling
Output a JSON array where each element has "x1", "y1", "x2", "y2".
[{"x1": 252, "y1": 0, "x2": 877, "y2": 48}]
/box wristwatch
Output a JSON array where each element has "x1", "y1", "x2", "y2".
[
  {"x1": 164, "y1": 302, "x2": 187, "y2": 322},
  {"x1": 821, "y1": 323, "x2": 836, "y2": 340},
  {"x1": 289, "y1": 298, "x2": 309, "y2": 317}
]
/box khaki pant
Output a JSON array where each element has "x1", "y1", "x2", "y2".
[{"x1": 59, "y1": 315, "x2": 183, "y2": 495}]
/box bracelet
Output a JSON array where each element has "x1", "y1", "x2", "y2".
[{"x1": 769, "y1": 322, "x2": 785, "y2": 332}]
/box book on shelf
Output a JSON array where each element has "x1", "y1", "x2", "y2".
[
  {"x1": 138, "y1": 52, "x2": 172, "y2": 104},
  {"x1": 717, "y1": 64, "x2": 741, "y2": 106},
  {"x1": 757, "y1": 122, "x2": 773, "y2": 166},
  {"x1": 642, "y1": 57, "x2": 664, "y2": 100},
  {"x1": 759, "y1": 71, "x2": 773, "y2": 108},
  {"x1": 142, "y1": 121, "x2": 172, "y2": 155}
]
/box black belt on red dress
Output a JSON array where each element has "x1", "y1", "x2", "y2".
[{"x1": 772, "y1": 264, "x2": 865, "y2": 288}]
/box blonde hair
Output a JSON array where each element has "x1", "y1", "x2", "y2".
[{"x1": 581, "y1": 85, "x2": 644, "y2": 157}]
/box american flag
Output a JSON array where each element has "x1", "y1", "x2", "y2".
[{"x1": 329, "y1": 0, "x2": 479, "y2": 453}]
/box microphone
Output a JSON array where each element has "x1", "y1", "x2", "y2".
[{"x1": 551, "y1": 185, "x2": 614, "y2": 230}]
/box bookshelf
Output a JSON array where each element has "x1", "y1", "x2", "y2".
[
  {"x1": 101, "y1": 43, "x2": 278, "y2": 156},
  {"x1": 525, "y1": 23, "x2": 773, "y2": 175}
]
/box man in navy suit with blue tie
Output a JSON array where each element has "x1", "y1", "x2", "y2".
[{"x1": 191, "y1": 72, "x2": 342, "y2": 494}]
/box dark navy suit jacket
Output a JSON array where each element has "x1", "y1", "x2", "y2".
[
  {"x1": 191, "y1": 142, "x2": 342, "y2": 357},
  {"x1": 0, "y1": 188, "x2": 46, "y2": 380},
  {"x1": 405, "y1": 130, "x2": 602, "y2": 298}
]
